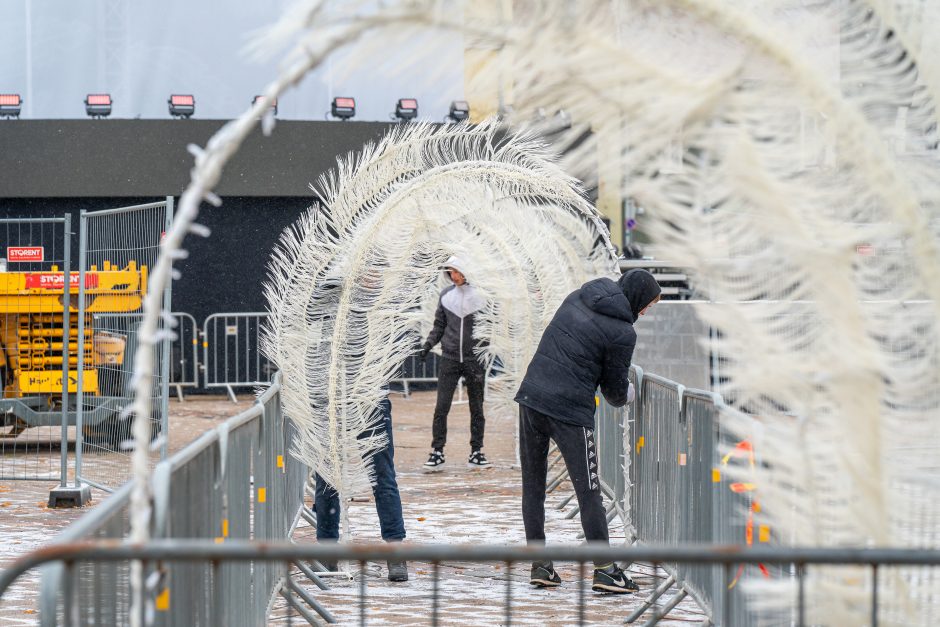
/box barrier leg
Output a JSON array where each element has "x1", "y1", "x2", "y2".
[
  {"x1": 642, "y1": 589, "x2": 687, "y2": 627},
  {"x1": 226, "y1": 385, "x2": 238, "y2": 403},
  {"x1": 555, "y1": 492, "x2": 576, "y2": 511},
  {"x1": 546, "y1": 469, "x2": 570, "y2": 493},
  {"x1": 294, "y1": 560, "x2": 331, "y2": 591},
  {"x1": 624, "y1": 574, "x2": 675, "y2": 623},
  {"x1": 280, "y1": 584, "x2": 328, "y2": 626}
]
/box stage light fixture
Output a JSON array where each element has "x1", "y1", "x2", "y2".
[
  {"x1": 168, "y1": 94, "x2": 195, "y2": 118},
  {"x1": 253, "y1": 95, "x2": 277, "y2": 115},
  {"x1": 331, "y1": 97, "x2": 356, "y2": 120},
  {"x1": 394, "y1": 98, "x2": 418, "y2": 121},
  {"x1": 0, "y1": 94, "x2": 22, "y2": 118},
  {"x1": 85, "y1": 94, "x2": 112, "y2": 118},
  {"x1": 447, "y1": 100, "x2": 470, "y2": 122}
]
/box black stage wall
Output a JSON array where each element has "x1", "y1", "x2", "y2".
[{"x1": 0, "y1": 119, "x2": 399, "y2": 324}]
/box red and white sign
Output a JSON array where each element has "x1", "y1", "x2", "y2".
[
  {"x1": 7, "y1": 246, "x2": 44, "y2": 262},
  {"x1": 24, "y1": 273, "x2": 99, "y2": 290}
]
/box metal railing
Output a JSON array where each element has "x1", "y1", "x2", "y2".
[
  {"x1": 576, "y1": 368, "x2": 772, "y2": 624},
  {"x1": 33, "y1": 372, "x2": 310, "y2": 626},
  {"x1": 75, "y1": 199, "x2": 173, "y2": 494},
  {"x1": 202, "y1": 312, "x2": 274, "y2": 402},
  {"x1": 4, "y1": 542, "x2": 940, "y2": 626},
  {"x1": 0, "y1": 216, "x2": 72, "y2": 489},
  {"x1": 391, "y1": 353, "x2": 442, "y2": 395},
  {"x1": 169, "y1": 312, "x2": 200, "y2": 400}
]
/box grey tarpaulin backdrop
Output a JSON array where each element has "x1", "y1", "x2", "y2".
[{"x1": 0, "y1": 0, "x2": 464, "y2": 121}]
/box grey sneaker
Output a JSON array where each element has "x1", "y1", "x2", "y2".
[
  {"x1": 530, "y1": 561, "x2": 562, "y2": 588},
  {"x1": 423, "y1": 449, "x2": 445, "y2": 472},
  {"x1": 592, "y1": 563, "x2": 639, "y2": 594},
  {"x1": 387, "y1": 561, "x2": 408, "y2": 582}
]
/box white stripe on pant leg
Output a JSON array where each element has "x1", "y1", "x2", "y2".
[{"x1": 583, "y1": 427, "x2": 591, "y2": 490}]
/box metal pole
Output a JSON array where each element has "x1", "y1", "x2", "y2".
[
  {"x1": 75, "y1": 211, "x2": 87, "y2": 485},
  {"x1": 59, "y1": 213, "x2": 71, "y2": 488},
  {"x1": 160, "y1": 197, "x2": 174, "y2": 459}
]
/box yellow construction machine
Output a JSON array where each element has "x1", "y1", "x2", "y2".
[{"x1": 0, "y1": 261, "x2": 149, "y2": 446}]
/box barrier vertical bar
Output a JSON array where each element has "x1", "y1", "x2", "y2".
[
  {"x1": 160, "y1": 197, "x2": 174, "y2": 459},
  {"x1": 58, "y1": 213, "x2": 71, "y2": 489},
  {"x1": 75, "y1": 211, "x2": 87, "y2": 486}
]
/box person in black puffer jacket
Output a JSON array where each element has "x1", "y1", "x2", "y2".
[
  {"x1": 516, "y1": 269, "x2": 661, "y2": 594},
  {"x1": 419, "y1": 255, "x2": 491, "y2": 471}
]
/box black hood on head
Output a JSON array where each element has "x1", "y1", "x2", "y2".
[
  {"x1": 578, "y1": 278, "x2": 634, "y2": 322},
  {"x1": 618, "y1": 269, "x2": 661, "y2": 320}
]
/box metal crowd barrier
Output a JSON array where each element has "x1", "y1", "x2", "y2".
[
  {"x1": 4, "y1": 542, "x2": 940, "y2": 626},
  {"x1": 75, "y1": 200, "x2": 174, "y2": 495},
  {"x1": 0, "y1": 216, "x2": 73, "y2": 488},
  {"x1": 202, "y1": 312, "x2": 274, "y2": 402},
  {"x1": 578, "y1": 369, "x2": 771, "y2": 624},
  {"x1": 391, "y1": 353, "x2": 442, "y2": 396},
  {"x1": 34, "y1": 372, "x2": 311, "y2": 626},
  {"x1": 169, "y1": 312, "x2": 200, "y2": 400}
]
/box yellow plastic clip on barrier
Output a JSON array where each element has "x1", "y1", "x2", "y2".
[
  {"x1": 637, "y1": 436, "x2": 645, "y2": 451},
  {"x1": 594, "y1": 396, "x2": 599, "y2": 406},
  {"x1": 277, "y1": 455, "x2": 284, "y2": 469},
  {"x1": 257, "y1": 487, "x2": 266, "y2": 503},
  {"x1": 678, "y1": 453, "x2": 687, "y2": 466},
  {"x1": 759, "y1": 525, "x2": 770, "y2": 543},
  {"x1": 156, "y1": 588, "x2": 170, "y2": 611},
  {"x1": 222, "y1": 519, "x2": 229, "y2": 537},
  {"x1": 202, "y1": 341, "x2": 208, "y2": 348},
  {"x1": 712, "y1": 468, "x2": 721, "y2": 483}
]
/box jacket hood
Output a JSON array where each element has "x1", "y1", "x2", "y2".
[
  {"x1": 442, "y1": 255, "x2": 469, "y2": 283},
  {"x1": 618, "y1": 269, "x2": 661, "y2": 320},
  {"x1": 578, "y1": 278, "x2": 634, "y2": 322}
]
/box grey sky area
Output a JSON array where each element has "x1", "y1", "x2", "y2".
[{"x1": 0, "y1": 0, "x2": 465, "y2": 121}]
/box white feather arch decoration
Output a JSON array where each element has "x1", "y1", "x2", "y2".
[{"x1": 261, "y1": 120, "x2": 616, "y2": 511}]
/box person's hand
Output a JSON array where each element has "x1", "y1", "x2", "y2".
[
  {"x1": 419, "y1": 343, "x2": 430, "y2": 360},
  {"x1": 627, "y1": 381, "x2": 636, "y2": 404}
]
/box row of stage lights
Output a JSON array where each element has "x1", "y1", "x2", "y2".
[{"x1": 0, "y1": 93, "x2": 471, "y2": 122}]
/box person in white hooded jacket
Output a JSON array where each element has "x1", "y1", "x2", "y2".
[{"x1": 419, "y1": 255, "x2": 491, "y2": 470}]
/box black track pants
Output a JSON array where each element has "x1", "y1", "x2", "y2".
[
  {"x1": 519, "y1": 404, "x2": 609, "y2": 561},
  {"x1": 431, "y1": 357, "x2": 486, "y2": 451}
]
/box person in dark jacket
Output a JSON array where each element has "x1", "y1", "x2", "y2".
[
  {"x1": 419, "y1": 255, "x2": 491, "y2": 470},
  {"x1": 515, "y1": 269, "x2": 661, "y2": 594}
]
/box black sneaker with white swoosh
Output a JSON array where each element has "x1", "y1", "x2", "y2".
[
  {"x1": 591, "y1": 563, "x2": 639, "y2": 593},
  {"x1": 530, "y1": 561, "x2": 562, "y2": 588}
]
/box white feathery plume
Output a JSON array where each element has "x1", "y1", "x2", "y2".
[
  {"x1": 262, "y1": 120, "x2": 616, "y2": 517},
  {"x1": 252, "y1": 0, "x2": 940, "y2": 620},
  {"x1": 133, "y1": 0, "x2": 940, "y2": 621},
  {"x1": 453, "y1": 1, "x2": 940, "y2": 622}
]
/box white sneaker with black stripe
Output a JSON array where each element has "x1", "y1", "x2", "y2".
[
  {"x1": 423, "y1": 449, "x2": 445, "y2": 472},
  {"x1": 467, "y1": 450, "x2": 492, "y2": 469}
]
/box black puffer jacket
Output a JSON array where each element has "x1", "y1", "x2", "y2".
[{"x1": 514, "y1": 272, "x2": 660, "y2": 428}]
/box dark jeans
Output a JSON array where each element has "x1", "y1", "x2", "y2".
[
  {"x1": 315, "y1": 398, "x2": 406, "y2": 541},
  {"x1": 431, "y1": 357, "x2": 486, "y2": 451},
  {"x1": 519, "y1": 404, "x2": 609, "y2": 564}
]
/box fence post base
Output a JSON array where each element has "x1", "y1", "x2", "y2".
[{"x1": 47, "y1": 484, "x2": 92, "y2": 508}]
